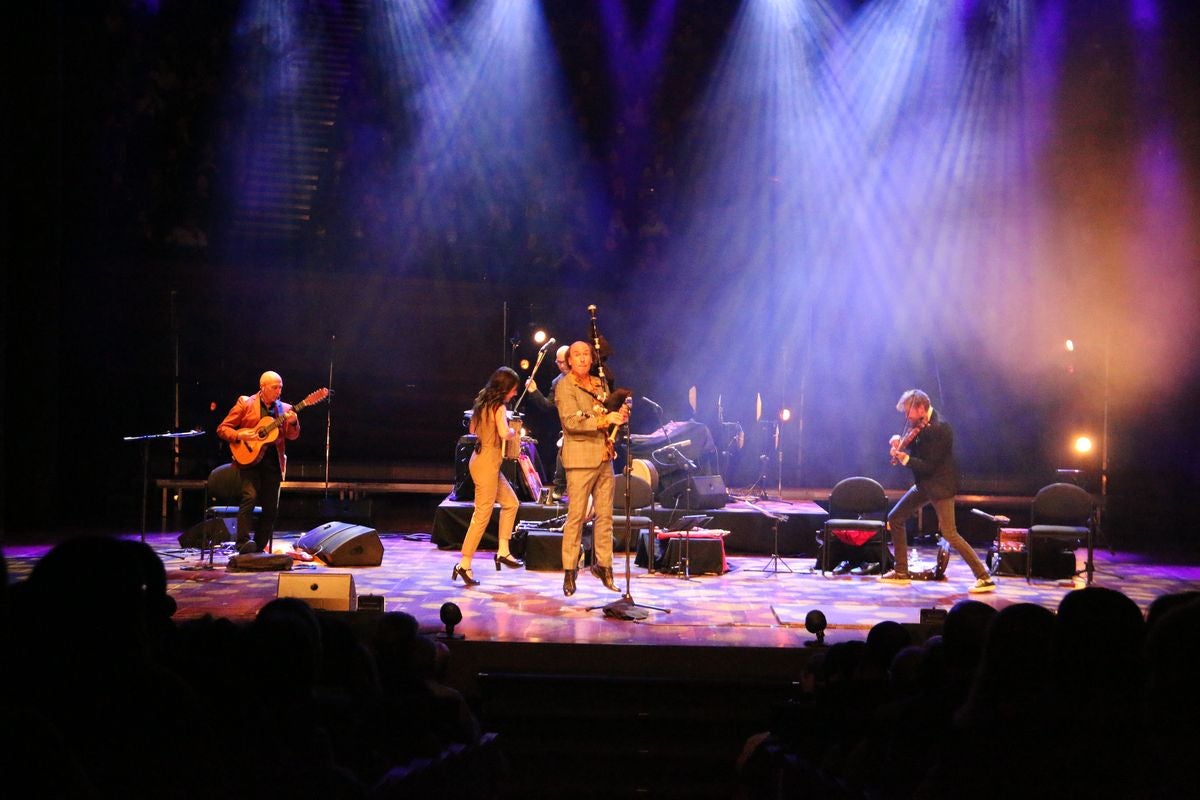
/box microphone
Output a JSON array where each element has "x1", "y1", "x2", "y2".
[
  {"x1": 641, "y1": 396, "x2": 663, "y2": 412},
  {"x1": 651, "y1": 438, "x2": 691, "y2": 454},
  {"x1": 539, "y1": 337, "x2": 557, "y2": 353},
  {"x1": 666, "y1": 446, "x2": 698, "y2": 470}
]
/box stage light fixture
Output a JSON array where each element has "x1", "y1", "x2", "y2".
[
  {"x1": 779, "y1": 408, "x2": 792, "y2": 423},
  {"x1": 532, "y1": 329, "x2": 548, "y2": 345},
  {"x1": 1073, "y1": 435, "x2": 1094, "y2": 455},
  {"x1": 437, "y1": 601, "x2": 464, "y2": 640},
  {"x1": 519, "y1": 358, "x2": 530, "y2": 371},
  {"x1": 1065, "y1": 339, "x2": 1075, "y2": 352}
]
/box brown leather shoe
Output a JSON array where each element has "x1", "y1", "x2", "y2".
[
  {"x1": 591, "y1": 564, "x2": 619, "y2": 591},
  {"x1": 563, "y1": 569, "x2": 578, "y2": 596}
]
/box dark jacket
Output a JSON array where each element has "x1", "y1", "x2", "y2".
[
  {"x1": 906, "y1": 409, "x2": 958, "y2": 500},
  {"x1": 526, "y1": 372, "x2": 566, "y2": 413}
]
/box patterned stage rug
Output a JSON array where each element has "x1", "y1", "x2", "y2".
[{"x1": 5, "y1": 531, "x2": 1199, "y2": 649}]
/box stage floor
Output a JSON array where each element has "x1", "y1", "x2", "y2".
[{"x1": 6, "y1": 530, "x2": 1198, "y2": 651}]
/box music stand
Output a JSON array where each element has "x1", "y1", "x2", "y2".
[
  {"x1": 123, "y1": 428, "x2": 204, "y2": 543},
  {"x1": 744, "y1": 497, "x2": 793, "y2": 574}
]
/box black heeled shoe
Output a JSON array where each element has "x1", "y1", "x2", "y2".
[
  {"x1": 451, "y1": 563, "x2": 480, "y2": 586},
  {"x1": 494, "y1": 553, "x2": 523, "y2": 571},
  {"x1": 563, "y1": 569, "x2": 577, "y2": 596}
]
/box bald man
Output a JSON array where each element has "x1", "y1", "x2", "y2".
[
  {"x1": 217, "y1": 371, "x2": 299, "y2": 554},
  {"x1": 525, "y1": 344, "x2": 570, "y2": 499},
  {"x1": 556, "y1": 341, "x2": 629, "y2": 596}
]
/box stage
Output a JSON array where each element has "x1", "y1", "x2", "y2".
[{"x1": 5, "y1": 528, "x2": 1196, "y2": 664}]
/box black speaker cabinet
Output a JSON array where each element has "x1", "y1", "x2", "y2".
[
  {"x1": 661, "y1": 536, "x2": 727, "y2": 574},
  {"x1": 660, "y1": 474, "x2": 729, "y2": 509},
  {"x1": 452, "y1": 435, "x2": 477, "y2": 501},
  {"x1": 987, "y1": 546, "x2": 1075, "y2": 579},
  {"x1": 523, "y1": 530, "x2": 593, "y2": 570},
  {"x1": 297, "y1": 521, "x2": 384, "y2": 566}
]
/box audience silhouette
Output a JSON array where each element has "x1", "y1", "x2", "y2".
[
  {"x1": 735, "y1": 589, "x2": 1197, "y2": 799},
  {"x1": 7, "y1": 534, "x2": 1194, "y2": 798},
  {"x1": 3, "y1": 536, "x2": 494, "y2": 798}
]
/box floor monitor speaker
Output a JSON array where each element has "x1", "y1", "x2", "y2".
[
  {"x1": 277, "y1": 572, "x2": 356, "y2": 611},
  {"x1": 297, "y1": 521, "x2": 384, "y2": 566},
  {"x1": 660, "y1": 474, "x2": 730, "y2": 509}
]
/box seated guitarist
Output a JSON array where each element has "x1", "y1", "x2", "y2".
[
  {"x1": 556, "y1": 341, "x2": 629, "y2": 597},
  {"x1": 216, "y1": 371, "x2": 299, "y2": 554}
]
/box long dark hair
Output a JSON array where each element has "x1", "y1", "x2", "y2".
[{"x1": 471, "y1": 366, "x2": 519, "y2": 432}]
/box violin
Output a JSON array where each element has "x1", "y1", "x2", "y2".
[{"x1": 891, "y1": 419, "x2": 927, "y2": 465}]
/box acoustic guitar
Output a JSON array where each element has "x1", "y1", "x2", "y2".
[{"x1": 230, "y1": 388, "x2": 331, "y2": 467}]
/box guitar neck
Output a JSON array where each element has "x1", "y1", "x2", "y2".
[{"x1": 258, "y1": 392, "x2": 323, "y2": 433}]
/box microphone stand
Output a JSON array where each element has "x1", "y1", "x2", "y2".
[
  {"x1": 590, "y1": 410, "x2": 669, "y2": 620},
  {"x1": 584, "y1": 304, "x2": 666, "y2": 619},
  {"x1": 642, "y1": 397, "x2": 673, "y2": 574},
  {"x1": 666, "y1": 447, "x2": 701, "y2": 581},
  {"x1": 323, "y1": 334, "x2": 335, "y2": 500}
]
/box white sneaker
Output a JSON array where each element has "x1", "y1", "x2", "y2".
[{"x1": 968, "y1": 577, "x2": 997, "y2": 594}]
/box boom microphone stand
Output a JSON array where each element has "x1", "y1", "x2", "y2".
[
  {"x1": 642, "y1": 397, "x2": 669, "y2": 574},
  {"x1": 665, "y1": 447, "x2": 701, "y2": 581}
]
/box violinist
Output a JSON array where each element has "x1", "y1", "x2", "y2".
[
  {"x1": 882, "y1": 389, "x2": 996, "y2": 593},
  {"x1": 451, "y1": 367, "x2": 524, "y2": 587},
  {"x1": 556, "y1": 340, "x2": 629, "y2": 596}
]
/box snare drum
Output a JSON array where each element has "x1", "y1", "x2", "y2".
[{"x1": 630, "y1": 458, "x2": 659, "y2": 492}]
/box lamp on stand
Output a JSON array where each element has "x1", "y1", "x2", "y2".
[
  {"x1": 776, "y1": 407, "x2": 791, "y2": 499},
  {"x1": 1060, "y1": 336, "x2": 1120, "y2": 581}
]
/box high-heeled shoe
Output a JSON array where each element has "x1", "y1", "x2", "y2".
[
  {"x1": 451, "y1": 563, "x2": 479, "y2": 586},
  {"x1": 494, "y1": 553, "x2": 524, "y2": 570}
]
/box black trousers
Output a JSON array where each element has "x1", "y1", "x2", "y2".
[{"x1": 236, "y1": 460, "x2": 282, "y2": 549}]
